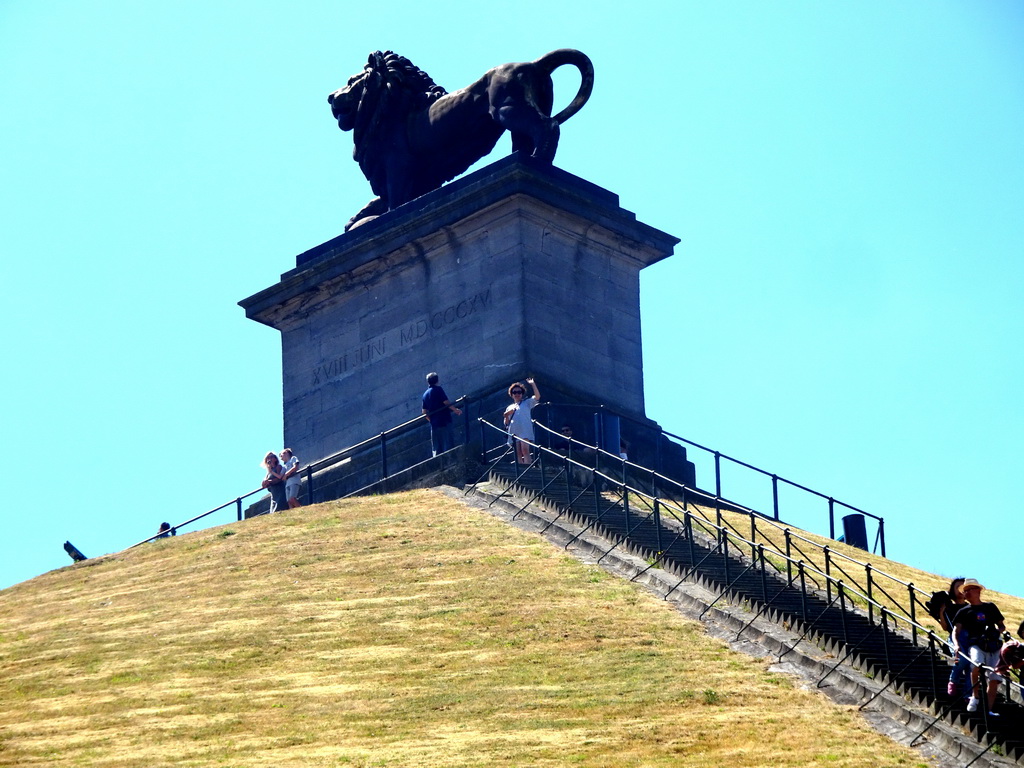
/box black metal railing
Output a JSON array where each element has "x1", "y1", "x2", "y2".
[
  {"x1": 126, "y1": 396, "x2": 886, "y2": 557},
  {"x1": 535, "y1": 401, "x2": 885, "y2": 557},
  {"x1": 127, "y1": 395, "x2": 480, "y2": 549},
  {"x1": 472, "y1": 417, "x2": 1024, "y2": 737}
]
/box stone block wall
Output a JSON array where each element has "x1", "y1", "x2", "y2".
[{"x1": 240, "y1": 155, "x2": 679, "y2": 467}]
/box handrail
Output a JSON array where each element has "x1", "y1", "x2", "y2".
[
  {"x1": 537, "y1": 400, "x2": 885, "y2": 555},
  {"x1": 122, "y1": 392, "x2": 887, "y2": 560},
  {"x1": 126, "y1": 487, "x2": 267, "y2": 549},
  {"x1": 496, "y1": 417, "x2": 876, "y2": 602},
  {"x1": 542, "y1": 423, "x2": 894, "y2": 615},
  {"x1": 483, "y1": 423, "x2": 1019, "y2": 675},
  {"x1": 305, "y1": 394, "x2": 473, "y2": 476},
  {"x1": 125, "y1": 394, "x2": 479, "y2": 549},
  {"x1": 477, "y1": 415, "x2": 1024, "y2": 722}
]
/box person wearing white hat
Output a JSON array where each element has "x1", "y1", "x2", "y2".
[{"x1": 952, "y1": 578, "x2": 1006, "y2": 715}]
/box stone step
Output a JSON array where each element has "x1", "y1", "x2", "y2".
[{"x1": 486, "y1": 462, "x2": 1024, "y2": 763}]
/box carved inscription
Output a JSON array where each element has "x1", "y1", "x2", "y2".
[
  {"x1": 311, "y1": 338, "x2": 386, "y2": 386},
  {"x1": 311, "y1": 289, "x2": 491, "y2": 387},
  {"x1": 400, "y1": 289, "x2": 492, "y2": 345}
]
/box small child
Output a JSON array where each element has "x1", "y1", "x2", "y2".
[
  {"x1": 996, "y1": 640, "x2": 1024, "y2": 677},
  {"x1": 280, "y1": 448, "x2": 302, "y2": 509}
]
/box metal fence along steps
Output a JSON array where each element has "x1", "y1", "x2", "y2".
[
  {"x1": 128, "y1": 396, "x2": 1022, "y2": 765},
  {"x1": 482, "y1": 459, "x2": 1024, "y2": 764}
]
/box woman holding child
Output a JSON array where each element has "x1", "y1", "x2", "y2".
[{"x1": 261, "y1": 451, "x2": 288, "y2": 513}]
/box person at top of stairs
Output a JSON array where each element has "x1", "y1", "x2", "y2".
[{"x1": 505, "y1": 377, "x2": 540, "y2": 465}]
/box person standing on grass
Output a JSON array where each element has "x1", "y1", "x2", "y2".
[
  {"x1": 422, "y1": 372, "x2": 462, "y2": 457},
  {"x1": 952, "y1": 578, "x2": 1006, "y2": 716},
  {"x1": 261, "y1": 451, "x2": 288, "y2": 514},
  {"x1": 504, "y1": 377, "x2": 540, "y2": 465}
]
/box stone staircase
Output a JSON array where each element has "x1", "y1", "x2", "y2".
[{"x1": 482, "y1": 461, "x2": 1024, "y2": 764}]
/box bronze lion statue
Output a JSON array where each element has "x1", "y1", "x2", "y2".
[{"x1": 328, "y1": 49, "x2": 594, "y2": 230}]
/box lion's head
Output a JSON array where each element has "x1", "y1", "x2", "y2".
[
  {"x1": 328, "y1": 52, "x2": 446, "y2": 162},
  {"x1": 327, "y1": 70, "x2": 368, "y2": 133}
]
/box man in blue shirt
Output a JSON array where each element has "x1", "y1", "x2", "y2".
[{"x1": 422, "y1": 372, "x2": 462, "y2": 456}]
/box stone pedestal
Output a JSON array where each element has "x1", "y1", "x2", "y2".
[{"x1": 240, "y1": 154, "x2": 679, "y2": 463}]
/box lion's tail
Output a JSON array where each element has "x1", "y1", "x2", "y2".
[{"x1": 533, "y1": 49, "x2": 594, "y2": 124}]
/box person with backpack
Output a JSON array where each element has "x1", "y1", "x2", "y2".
[
  {"x1": 926, "y1": 577, "x2": 971, "y2": 698},
  {"x1": 952, "y1": 578, "x2": 1007, "y2": 715}
]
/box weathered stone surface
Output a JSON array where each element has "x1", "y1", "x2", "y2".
[{"x1": 240, "y1": 155, "x2": 679, "y2": 463}]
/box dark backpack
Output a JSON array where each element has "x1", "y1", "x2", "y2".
[{"x1": 925, "y1": 591, "x2": 954, "y2": 629}]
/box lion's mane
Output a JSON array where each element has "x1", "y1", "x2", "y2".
[{"x1": 351, "y1": 51, "x2": 446, "y2": 172}]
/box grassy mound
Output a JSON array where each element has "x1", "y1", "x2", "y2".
[{"x1": 0, "y1": 489, "x2": 931, "y2": 767}]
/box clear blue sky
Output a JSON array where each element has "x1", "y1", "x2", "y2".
[{"x1": 3, "y1": 2, "x2": 1022, "y2": 596}]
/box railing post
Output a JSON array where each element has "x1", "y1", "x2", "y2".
[
  {"x1": 564, "y1": 453, "x2": 572, "y2": 508},
  {"x1": 380, "y1": 432, "x2": 388, "y2": 480},
  {"x1": 714, "y1": 451, "x2": 722, "y2": 498},
  {"x1": 771, "y1": 474, "x2": 780, "y2": 520},
  {"x1": 749, "y1": 515, "x2": 757, "y2": 562},
  {"x1": 878, "y1": 517, "x2": 886, "y2": 558},
  {"x1": 758, "y1": 544, "x2": 767, "y2": 602},
  {"x1": 927, "y1": 633, "x2": 939, "y2": 699},
  {"x1": 839, "y1": 581, "x2": 849, "y2": 645},
  {"x1": 305, "y1": 466, "x2": 314, "y2": 505},
  {"x1": 908, "y1": 583, "x2": 917, "y2": 646},
  {"x1": 235, "y1": 497, "x2": 242, "y2": 522},
  {"x1": 798, "y1": 561, "x2": 808, "y2": 623},
  {"x1": 881, "y1": 609, "x2": 891, "y2": 669},
  {"x1": 722, "y1": 529, "x2": 730, "y2": 585},
  {"x1": 623, "y1": 484, "x2": 631, "y2": 533},
  {"x1": 828, "y1": 497, "x2": 835, "y2": 541},
  {"x1": 653, "y1": 498, "x2": 663, "y2": 554},
  {"x1": 979, "y1": 666, "x2": 992, "y2": 730},
  {"x1": 823, "y1": 547, "x2": 832, "y2": 604},
  {"x1": 865, "y1": 563, "x2": 874, "y2": 625},
  {"x1": 686, "y1": 511, "x2": 695, "y2": 569},
  {"x1": 478, "y1": 419, "x2": 486, "y2": 463},
  {"x1": 784, "y1": 529, "x2": 793, "y2": 586}
]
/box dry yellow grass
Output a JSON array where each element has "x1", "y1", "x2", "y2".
[{"x1": 0, "y1": 489, "x2": 933, "y2": 767}]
